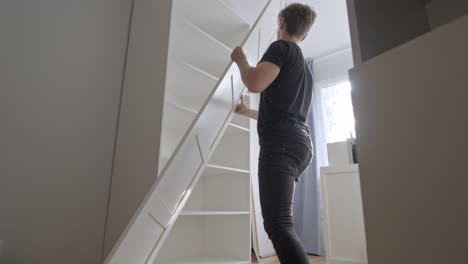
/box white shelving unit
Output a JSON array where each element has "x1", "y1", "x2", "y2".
[
  {"x1": 158, "y1": 0, "x2": 250, "y2": 173},
  {"x1": 104, "y1": 0, "x2": 282, "y2": 262},
  {"x1": 156, "y1": 124, "x2": 251, "y2": 263},
  {"x1": 156, "y1": 215, "x2": 251, "y2": 264},
  {"x1": 155, "y1": 0, "x2": 252, "y2": 263}
]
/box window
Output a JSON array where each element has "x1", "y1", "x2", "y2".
[{"x1": 320, "y1": 81, "x2": 356, "y2": 143}]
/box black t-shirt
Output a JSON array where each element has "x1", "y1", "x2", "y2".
[{"x1": 257, "y1": 40, "x2": 313, "y2": 138}]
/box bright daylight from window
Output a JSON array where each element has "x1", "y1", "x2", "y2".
[{"x1": 321, "y1": 81, "x2": 356, "y2": 143}]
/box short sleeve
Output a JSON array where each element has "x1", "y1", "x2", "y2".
[{"x1": 259, "y1": 40, "x2": 287, "y2": 69}]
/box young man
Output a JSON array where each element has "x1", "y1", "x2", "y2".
[{"x1": 231, "y1": 3, "x2": 317, "y2": 264}]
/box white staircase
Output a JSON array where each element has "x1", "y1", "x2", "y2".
[{"x1": 105, "y1": 0, "x2": 282, "y2": 263}]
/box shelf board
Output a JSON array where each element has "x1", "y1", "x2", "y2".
[
  {"x1": 173, "y1": 0, "x2": 250, "y2": 49},
  {"x1": 228, "y1": 122, "x2": 250, "y2": 133},
  {"x1": 209, "y1": 130, "x2": 250, "y2": 170},
  {"x1": 183, "y1": 18, "x2": 233, "y2": 52},
  {"x1": 161, "y1": 256, "x2": 249, "y2": 264},
  {"x1": 180, "y1": 211, "x2": 250, "y2": 216},
  {"x1": 165, "y1": 99, "x2": 199, "y2": 115},
  {"x1": 205, "y1": 164, "x2": 250, "y2": 175},
  {"x1": 165, "y1": 99, "x2": 250, "y2": 138},
  {"x1": 170, "y1": 18, "x2": 232, "y2": 78},
  {"x1": 175, "y1": 57, "x2": 220, "y2": 82},
  {"x1": 165, "y1": 101, "x2": 250, "y2": 134},
  {"x1": 162, "y1": 102, "x2": 196, "y2": 133},
  {"x1": 230, "y1": 114, "x2": 249, "y2": 130},
  {"x1": 174, "y1": 0, "x2": 250, "y2": 27},
  {"x1": 165, "y1": 57, "x2": 219, "y2": 111}
]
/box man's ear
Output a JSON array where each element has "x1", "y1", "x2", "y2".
[
  {"x1": 279, "y1": 17, "x2": 285, "y2": 29},
  {"x1": 300, "y1": 33, "x2": 308, "y2": 42}
]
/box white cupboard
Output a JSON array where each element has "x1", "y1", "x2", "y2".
[{"x1": 321, "y1": 164, "x2": 367, "y2": 264}]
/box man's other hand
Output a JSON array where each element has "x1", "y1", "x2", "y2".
[
  {"x1": 235, "y1": 94, "x2": 248, "y2": 115},
  {"x1": 231, "y1": 47, "x2": 247, "y2": 64}
]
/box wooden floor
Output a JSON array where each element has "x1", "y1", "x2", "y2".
[{"x1": 252, "y1": 254, "x2": 325, "y2": 264}]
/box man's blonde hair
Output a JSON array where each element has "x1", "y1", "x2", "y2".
[{"x1": 279, "y1": 3, "x2": 317, "y2": 38}]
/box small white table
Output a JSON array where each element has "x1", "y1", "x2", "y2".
[{"x1": 320, "y1": 164, "x2": 368, "y2": 264}]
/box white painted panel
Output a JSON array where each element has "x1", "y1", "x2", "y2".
[
  {"x1": 170, "y1": 18, "x2": 232, "y2": 78},
  {"x1": 146, "y1": 194, "x2": 173, "y2": 230},
  {"x1": 103, "y1": 0, "x2": 172, "y2": 257},
  {"x1": 221, "y1": 0, "x2": 270, "y2": 25},
  {"x1": 349, "y1": 16, "x2": 468, "y2": 264},
  {"x1": 109, "y1": 0, "x2": 278, "y2": 262},
  {"x1": 0, "y1": 0, "x2": 132, "y2": 263},
  {"x1": 173, "y1": 0, "x2": 251, "y2": 49},
  {"x1": 161, "y1": 103, "x2": 196, "y2": 134},
  {"x1": 184, "y1": 171, "x2": 250, "y2": 212},
  {"x1": 110, "y1": 214, "x2": 164, "y2": 264},
  {"x1": 258, "y1": 0, "x2": 282, "y2": 54},
  {"x1": 165, "y1": 58, "x2": 219, "y2": 111},
  {"x1": 156, "y1": 215, "x2": 250, "y2": 263},
  {"x1": 230, "y1": 115, "x2": 250, "y2": 130},
  {"x1": 156, "y1": 217, "x2": 204, "y2": 262},
  {"x1": 204, "y1": 215, "x2": 251, "y2": 260},
  {"x1": 321, "y1": 165, "x2": 367, "y2": 264},
  {"x1": 155, "y1": 135, "x2": 204, "y2": 217},
  {"x1": 196, "y1": 72, "x2": 234, "y2": 158},
  {"x1": 209, "y1": 131, "x2": 250, "y2": 170},
  {"x1": 242, "y1": 27, "x2": 261, "y2": 65},
  {"x1": 182, "y1": 177, "x2": 205, "y2": 211},
  {"x1": 159, "y1": 103, "x2": 197, "y2": 171}
]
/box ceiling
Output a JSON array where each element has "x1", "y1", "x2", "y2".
[{"x1": 289, "y1": 0, "x2": 352, "y2": 59}]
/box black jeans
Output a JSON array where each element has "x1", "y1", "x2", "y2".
[{"x1": 258, "y1": 120, "x2": 313, "y2": 264}]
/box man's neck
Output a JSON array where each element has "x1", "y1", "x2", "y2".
[{"x1": 279, "y1": 35, "x2": 300, "y2": 44}]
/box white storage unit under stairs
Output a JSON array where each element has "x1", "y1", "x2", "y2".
[
  {"x1": 104, "y1": 0, "x2": 282, "y2": 263},
  {"x1": 157, "y1": 1, "x2": 254, "y2": 263}
]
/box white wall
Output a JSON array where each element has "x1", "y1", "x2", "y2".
[
  {"x1": 350, "y1": 16, "x2": 468, "y2": 264},
  {"x1": 313, "y1": 48, "x2": 353, "y2": 88},
  {"x1": 0, "y1": 0, "x2": 132, "y2": 263},
  {"x1": 294, "y1": 0, "x2": 352, "y2": 59},
  {"x1": 102, "y1": 0, "x2": 173, "y2": 258},
  {"x1": 426, "y1": 0, "x2": 468, "y2": 29}
]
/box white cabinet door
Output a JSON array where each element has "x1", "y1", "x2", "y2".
[{"x1": 321, "y1": 165, "x2": 367, "y2": 264}]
